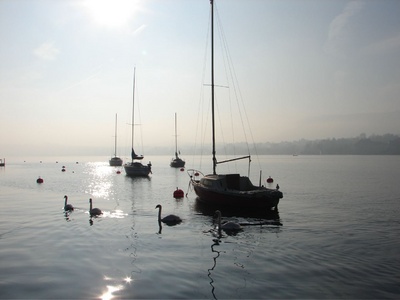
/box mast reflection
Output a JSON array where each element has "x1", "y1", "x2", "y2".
[{"x1": 208, "y1": 239, "x2": 222, "y2": 300}]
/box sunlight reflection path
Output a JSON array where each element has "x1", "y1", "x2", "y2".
[
  {"x1": 99, "y1": 275, "x2": 133, "y2": 300},
  {"x1": 84, "y1": 163, "x2": 114, "y2": 199}
]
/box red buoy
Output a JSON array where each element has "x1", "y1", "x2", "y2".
[
  {"x1": 116, "y1": 170, "x2": 121, "y2": 174},
  {"x1": 173, "y1": 188, "x2": 184, "y2": 199},
  {"x1": 266, "y1": 176, "x2": 274, "y2": 183},
  {"x1": 36, "y1": 177, "x2": 44, "y2": 183},
  {"x1": 180, "y1": 168, "x2": 185, "y2": 172}
]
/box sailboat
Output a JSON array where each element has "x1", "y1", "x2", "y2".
[
  {"x1": 170, "y1": 112, "x2": 185, "y2": 168},
  {"x1": 123, "y1": 68, "x2": 152, "y2": 177},
  {"x1": 109, "y1": 113, "x2": 123, "y2": 166},
  {"x1": 189, "y1": 0, "x2": 283, "y2": 210}
]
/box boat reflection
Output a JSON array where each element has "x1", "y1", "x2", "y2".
[
  {"x1": 195, "y1": 197, "x2": 282, "y2": 236},
  {"x1": 124, "y1": 176, "x2": 151, "y2": 182},
  {"x1": 195, "y1": 197, "x2": 281, "y2": 219}
]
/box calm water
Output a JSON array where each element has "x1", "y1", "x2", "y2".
[{"x1": 0, "y1": 155, "x2": 399, "y2": 299}]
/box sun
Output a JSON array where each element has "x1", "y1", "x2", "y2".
[{"x1": 82, "y1": 0, "x2": 141, "y2": 29}]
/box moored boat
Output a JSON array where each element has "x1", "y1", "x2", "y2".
[
  {"x1": 170, "y1": 112, "x2": 185, "y2": 168},
  {"x1": 123, "y1": 68, "x2": 152, "y2": 177},
  {"x1": 188, "y1": 0, "x2": 283, "y2": 210},
  {"x1": 109, "y1": 113, "x2": 123, "y2": 166}
]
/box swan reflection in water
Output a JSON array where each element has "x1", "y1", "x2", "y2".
[{"x1": 64, "y1": 211, "x2": 72, "y2": 221}]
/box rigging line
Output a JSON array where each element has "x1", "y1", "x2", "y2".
[
  {"x1": 214, "y1": 3, "x2": 245, "y2": 173},
  {"x1": 192, "y1": 5, "x2": 212, "y2": 171},
  {"x1": 215, "y1": 3, "x2": 262, "y2": 171},
  {"x1": 216, "y1": 5, "x2": 248, "y2": 149},
  {"x1": 214, "y1": 10, "x2": 236, "y2": 170},
  {"x1": 214, "y1": 86, "x2": 231, "y2": 172},
  {"x1": 134, "y1": 73, "x2": 145, "y2": 156},
  {"x1": 212, "y1": 14, "x2": 233, "y2": 172}
]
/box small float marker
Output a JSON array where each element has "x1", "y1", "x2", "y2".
[
  {"x1": 36, "y1": 177, "x2": 44, "y2": 183},
  {"x1": 173, "y1": 187, "x2": 184, "y2": 199}
]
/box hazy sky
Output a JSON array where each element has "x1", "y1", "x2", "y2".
[{"x1": 1, "y1": 0, "x2": 399, "y2": 157}]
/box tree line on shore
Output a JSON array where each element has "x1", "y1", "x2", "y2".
[
  {"x1": 245, "y1": 133, "x2": 400, "y2": 155},
  {"x1": 150, "y1": 133, "x2": 400, "y2": 156}
]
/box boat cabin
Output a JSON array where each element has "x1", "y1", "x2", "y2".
[{"x1": 200, "y1": 174, "x2": 257, "y2": 192}]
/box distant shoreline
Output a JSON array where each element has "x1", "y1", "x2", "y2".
[{"x1": 2, "y1": 134, "x2": 399, "y2": 157}]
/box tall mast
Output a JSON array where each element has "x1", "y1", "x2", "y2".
[
  {"x1": 211, "y1": 0, "x2": 216, "y2": 175},
  {"x1": 131, "y1": 67, "x2": 136, "y2": 161},
  {"x1": 114, "y1": 113, "x2": 118, "y2": 157},
  {"x1": 174, "y1": 112, "x2": 178, "y2": 155}
]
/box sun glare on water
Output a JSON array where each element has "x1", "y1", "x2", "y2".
[{"x1": 83, "y1": 0, "x2": 141, "y2": 28}]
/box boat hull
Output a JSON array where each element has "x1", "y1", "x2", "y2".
[
  {"x1": 109, "y1": 157, "x2": 123, "y2": 166},
  {"x1": 191, "y1": 174, "x2": 282, "y2": 210},
  {"x1": 170, "y1": 158, "x2": 185, "y2": 168},
  {"x1": 124, "y1": 162, "x2": 151, "y2": 177}
]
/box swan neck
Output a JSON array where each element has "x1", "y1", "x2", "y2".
[{"x1": 158, "y1": 206, "x2": 162, "y2": 221}]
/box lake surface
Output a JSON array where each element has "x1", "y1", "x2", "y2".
[{"x1": 0, "y1": 155, "x2": 399, "y2": 299}]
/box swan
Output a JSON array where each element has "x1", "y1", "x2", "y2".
[
  {"x1": 63, "y1": 195, "x2": 74, "y2": 211},
  {"x1": 215, "y1": 210, "x2": 242, "y2": 232},
  {"x1": 155, "y1": 204, "x2": 182, "y2": 225},
  {"x1": 89, "y1": 198, "x2": 102, "y2": 217}
]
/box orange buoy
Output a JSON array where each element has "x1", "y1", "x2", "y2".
[
  {"x1": 266, "y1": 176, "x2": 273, "y2": 183},
  {"x1": 36, "y1": 177, "x2": 44, "y2": 183},
  {"x1": 173, "y1": 188, "x2": 184, "y2": 199}
]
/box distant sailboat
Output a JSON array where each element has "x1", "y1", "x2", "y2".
[
  {"x1": 109, "y1": 113, "x2": 123, "y2": 166},
  {"x1": 188, "y1": 0, "x2": 283, "y2": 210},
  {"x1": 123, "y1": 68, "x2": 152, "y2": 177},
  {"x1": 170, "y1": 112, "x2": 185, "y2": 168}
]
